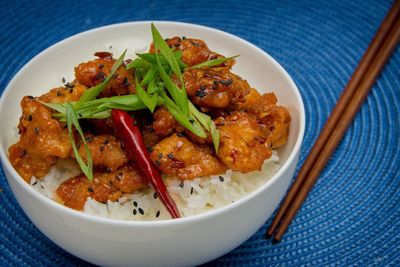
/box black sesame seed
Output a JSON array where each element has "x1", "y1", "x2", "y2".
[
  {"x1": 133, "y1": 209, "x2": 137, "y2": 215},
  {"x1": 85, "y1": 136, "x2": 93, "y2": 143},
  {"x1": 109, "y1": 45, "x2": 113, "y2": 49},
  {"x1": 27, "y1": 95, "x2": 34, "y2": 99},
  {"x1": 179, "y1": 181, "x2": 184, "y2": 188},
  {"x1": 32, "y1": 181, "x2": 38, "y2": 186},
  {"x1": 34, "y1": 128, "x2": 39, "y2": 135},
  {"x1": 153, "y1": 192, "x2": 158, "y2": 199},
  {"x1": 57, "y1": 90, "x2": 62, "y2": 97},
  {"x1": 148, "y1": 127, "x2": 154, "y2": 133},
  {"x1": 62, "y1": 77, "x2": 66, "y2": 83},
  {"x1": 122, "y1": 77, "x2": 128, "y2": 85},
  {"x1": 133, "y1": 201, "x2": 138, "y2": 207},
  {"x1": 156, "y1": 210, "x2": 160, "y2": 218},
  {"x1": 147, "y1": 147, "x2": 153, "y2": 153},
  {"x1": 69, "y1": 88, "x2": 73, "y2": 93},
  {"x1": 219, "y1": 176, "x2": 224, "y2": 182},
  {"x1": 103, "y1": 139, "x2": 110, "y2": 145},
  {"x1": 177, "y1": 132, "x2": 184, "y2": 137},
  {"x1": 190, "y1": 40, "x2": 200, "y2": 47},
  {"x1": 155, "y1": 160, "x2": 161, "y2": 166},
  {"x1": 167, "y1": 153, "x2": 174, "y2": 159},
  {"x1": 190, "y1": 187, "x2": 194, "y2": 194},
  {"x1": 182, "y1": 36, "x2": 186, "y2": 40},
  {"x1": 213, "y1": 80, "x2": 219, "y2": 85},
  {"x1": 88, "y1": 187, "x2": 94, "y2": 192},
  {"x1": 211, "y1": 83, "x2": 218, "y2": 90},
  {"x1": 65, "y1": 82, "x2": 75, "y2": 89},
  {"x1": 116, "y1": 173, "x2": 122, "y2": 181},
  {"x1": 95, "y1": 72, "x2": 106, "y2": 81},
  {"x1": 133, "y1": 120, "x2": 137, "y2": 126},
  {"x1": 27, "y1": 115, "x2": 32, "y2": 121},
  {"x1": 99, "y1": 146, "x2": 104, "y2": 152},
  {"x1": 220, "y1": 79, "x2": 233, "y2": 86},
  {"x1": 98, "y1": 64, "x2": 104, "y2": 69},
  {"x1": 158, "y1": 153, "x2": 163, "y2": 159},
  {"x1": 164, "y1": 38, "x2": 170, "y2": 42},
  {"x1": 199, "y1": 85, "x2": 206, "y2": 91},
  {"x1": 195, "y1": 91, "x2": 206, "y2": 98},
  {"x1": 138, "y1": 208, "x2": 144, "y2": 215}
]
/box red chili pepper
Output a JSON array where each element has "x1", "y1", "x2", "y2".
[{"x1": 111, "y1": 109, "x2": 180, "y2": 219}]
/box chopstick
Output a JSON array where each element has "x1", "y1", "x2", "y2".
[{"x1": 266, "y1": 1, "x2": 400, "y2": 242}]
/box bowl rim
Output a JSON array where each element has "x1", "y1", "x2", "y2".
[{"x1": 0, "y1": 20, "x2": 305, "y2": 227}]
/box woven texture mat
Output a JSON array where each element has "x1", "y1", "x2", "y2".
[{"x1": 0, "y1": 0, "x2": 399, "y2": 266}]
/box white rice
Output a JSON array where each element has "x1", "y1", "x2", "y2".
[{"x1": 30, "y1": 152, "x2": 280, "y2": 221}]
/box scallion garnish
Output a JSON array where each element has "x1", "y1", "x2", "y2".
[{"x1": 42, "y1": 23, "x2": 237, "y2": 180}]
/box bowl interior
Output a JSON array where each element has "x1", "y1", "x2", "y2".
[{"x1": 0, "y1": 21, "x2": 304, "y2": 221}]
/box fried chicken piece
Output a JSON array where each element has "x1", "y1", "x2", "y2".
[
  {"x1": 150, "y1": 36, "x2": 234, "y2": 67},
  {"x1": 74, "y1": 52, "x2": 135, "y2": 97},
  {"x1": 150, "y1": 134, "x2": 227, "y2": 180},
  {"x1": 238, "y1": 91, "x2": 291, "y2": 149},
  {"x1": 75, "y1": 135, "x2": 128, "y2": 171},
  {"x1": 216, "y1": 112, "x2": 272, "y2": 173},
  {"x1": 8, "y1": 143, "x2": 56, "y2": 182},
  {"x1": 56, "y1": 165, "x2": 147, "y2": 210},
  {"x1": 183, "y1": 67, "x2": 251, "y2": 109},
  {"x1": 9, "y1": 96, "x2": 72, "y2": 181},
  {"x1": 152, "y1": 106, "x2": 177, "y2": 137},
  {"x1": 38, "y1": 84, "x2": 87, "y2": 103}
]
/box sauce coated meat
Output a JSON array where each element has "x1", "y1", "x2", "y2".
[
  {"x1": 75, "y1": 135, "x2": 128, "y2": 171},
  {"x1": 215, "y1": 112, "x2": 272, "y2": 173},
  {"x1": 150, "y1": 134, "x2": 227, "y2": 180},
  {"x1": 183, "y1": 67, "x2": 251, "y2": 109},
  {"x1": 75, "y1": 52, "x2": 135, "y2": 97},
  {"x1": 56, "y1": 165, "x2": 147, "y2": 210},
  {"x1": 9, "y1": 34, "x2": 291, "y2": 211},
  {"x1": 150, "y1": 36, "x2": 234, "y2": 67}
]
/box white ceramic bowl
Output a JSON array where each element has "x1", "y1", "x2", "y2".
[{"x1": 0, "y1": 21, "x2": 305, "y2": 266}]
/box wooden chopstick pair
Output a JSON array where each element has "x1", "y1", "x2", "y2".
[{"x1": 266, "y1": 1, "x2": 400, "y2": 243}]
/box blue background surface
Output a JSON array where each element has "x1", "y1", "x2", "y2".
[{"x1": 1, "y1": 0, "x2": 399, "y2": 266}]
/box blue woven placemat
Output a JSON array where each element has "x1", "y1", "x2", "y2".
[{"x1": 1, "y1": 0, "x2": 399, "y2": 266}]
